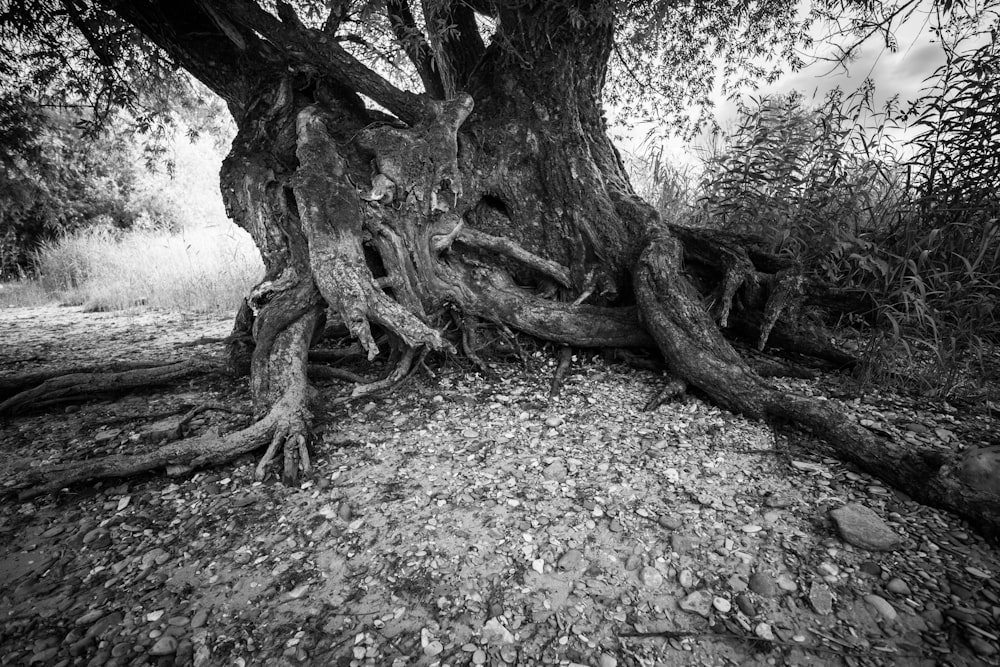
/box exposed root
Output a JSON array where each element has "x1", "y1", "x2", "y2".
[
  {"x1": 332, "y1": 346, "x2": 418, "y2": 403},
  {"x1": 141, "y1": 402, "x2": 252, "y2": 444},
  {"x1": 549, "y1": 347, "x2": 573, "y2": 397},
  {"x1": 459, "y1": 314, "x2": 499, "y2": 380},
  {"x1": 643, "y1": 375, "x2": 687, "y2": 411},
  {"x1": 254, "y1": 417, "x2": 311, "y2": 483},
  {"x1": 307, "y1": 365, "x2": 372, "y2": 384},
  {"x1": 758, "y1": 268, "x2": 805, "y2": 350},
  {"x1": 0, "y1": 357, "x2": 221, "y2": 418},
  {"x1": 0, "y1": 360, "x2": 182, "y2": 401},
  {"x1": 457, "y1": 227, "x2": 573, "y2": 288}
]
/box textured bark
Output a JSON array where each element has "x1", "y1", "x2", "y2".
[{"x1": 9, "y1": 0, "x2": 996, "y2": 537}]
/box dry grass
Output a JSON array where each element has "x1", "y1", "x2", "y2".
[
  {"x1": 0, "y1": 280, "x2": 52, "y2": 308},
  {"x1": 34, "y1": 224, "x2": 262, "y2": 313}
]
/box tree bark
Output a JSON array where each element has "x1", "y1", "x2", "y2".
[{"x1": 9, "y1": 0, "x2": 997, "y2": 538}]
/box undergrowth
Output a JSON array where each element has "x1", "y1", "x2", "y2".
[
  {"x1": 33, "y1": 224, "x2": 262, "y2": 313},
  {"x1": 636, "y1": 25, "x2": 999, "y2": 402}
]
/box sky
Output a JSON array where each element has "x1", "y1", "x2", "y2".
[{"x1": 620, "y1": 0, "x2": 952, "y2": 166}]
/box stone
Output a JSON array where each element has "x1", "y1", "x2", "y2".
[
  {"x1": 809, "y1": 581, "x2": 834, "y2": 615},
  {"x1": 678, "y1": 569, "x2": 695, "y2": 589},
  {"x1": 829, "y1": 504, "x2": 901, "y2": 551},
  {"x1": 679, "y1": 590, "x2": 713, "y2": 618},
  {"x1": 190, "y1": 610, "x2": 208, "y2": 629},
  {"x1": 776, "y1": 573, "x2": 797, "y2": 592},
  {"x1": 858, "y1": 561, "x2": 883, "y2": 577},
  {"x1": 886, "y1": 578, "x2": 911, "y2": 595},
  {"x1": 671, "y1": 535, "x2": 699, "y2": 553},
  {"x1": 557, "y1": 549, "x2": 583, "y2": 571},
  {"x1": 598, "y1": 654, "x2": 617, "y2": 667},
  {"x1": 921, "y1": 608, "x2": 944, "y2": 630},
  {"x1": 149, "y1": 636, "x2": 178, "y2": 656},
  {"x1": 639, "y1": 566, "x2": 663, "y2": 589},
  {"x1": 657, "y1": 514, "x2": 682, "y2": 530},
  {"x1": 712, "y1": 597, "x2": 732, "y2": 613},
  {"x1": 968, "y1": 637, "x2": 997, "y2": 657},
  {"x1": 542, "y1": 459, "x2": 567, "y2": 481},
  {"x1": 749, "y1": 571, "x2": 778, "y2": 597},
  {"x1": 863, "y1": 594, "x2": 897, "y2": 621},
  {"x1": 735, "y1": 594, "x2": 756, "y2": 617}
]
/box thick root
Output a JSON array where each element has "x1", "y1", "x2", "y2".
[
  {"x1": 0, "y1": 357, "x2": 220, "y2": 418},
  {"x1": 635, "y1": 232, "x2": 1000, "y2": 538}
]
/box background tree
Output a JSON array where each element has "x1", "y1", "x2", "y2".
[{"x1": 1, "y1": 0, "x2": 998, "y2": 537}]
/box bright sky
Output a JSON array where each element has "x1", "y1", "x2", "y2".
[{"x1": 619, "y1": 0, "x2": 953, "y2": 167}]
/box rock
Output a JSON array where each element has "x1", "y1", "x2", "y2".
[
  {"x1": 712, "y1": 597, "x2": 731, "y2": 613},
  {"x1": 921, "y1": 608, "x2": 944, "y2": 630},
  {"x1": 886, "y1": 578, "x2": 911, "y2": 595},
  {"x1": 904, "y1": 422, "x2": 929, "y2": 434},
  {"x1": 473, "y1": 649, "x2": 487, "y2": 665},
  {"x1": 776, "y1": 573, "x2": 797, "y2": 592},
  {"x1": 749, "y1": 571, "x2": 778, "y2": 597},
  {"x1": 754, "y1": 623, "x2": 774, "y2": 640},
  {"x1": 679, "y1": 590, "x2": 713, "y2": 618},
  {"x1": 149, "y1": 636, "x2": 178, "y2": 656},
  {"x1": 858, "y1": 561, "x2": 882, "y2": 577},
  {"x1": 75, "y1": 609, "x2": 106, "y2": 626},
  {"x1": 598, "y1": 654, "x2": 617, "y2": 667},
  {"x1": 727, "y1": 574, "x2": 748, "y2": 592},
  {"x1": 190, "y1": 610, "x2": 208, "y2": 629},
  {"x1": 863, "y1": 594, "x2": 897, "y2": 622},
  {"x1": 968, "y1": 637, "x2": 997, "y2": 657},
  {"x1": 735, "y1": 593, "x2": 756, "y2": 617},
  {"x1": 482, "y1": 618, "x2": 515, "y2": 645},
  {"x1": 657, "y1": 514, "x2": 682, "y2": 530},
  {"x1": 544, "y1": 416, "x2": 563, "y2": 428},
  {"x1": 423, "y1": 640, "x2": 443, "y2": 657},
  {"x1": 678, "y1": 569, "x2": 695, "y2": 589},
  {"x1": 542, "y1": 459, "x2": 567, "y2": 481},
  {"x1": 809, "y1": 581, "x2": 834, "y2": 615},
  {"x1": 84, "y1": 611, "x2": 123, "y2": 640},
  {"x1": 829, "y1": 504, "x2": 901, "y2": 551},
  {"x1": 764, "y1": 494, "x2": 793, "y2": 508},
  {"x1": 670, "y1": 535, "x2": 699, "y2": 553},
  {"x1": 557, "y1": 549, "x2": 583, "y2": 571},
  {"x1": 639, "y1": 566, "x2": 663, "y2": 589},
  {"x1": 29, "y1": 647, "x2": 59, "y2": 663},
  {"x1": 957, "y1": 446, "x2": 1000, "y2": 495}
]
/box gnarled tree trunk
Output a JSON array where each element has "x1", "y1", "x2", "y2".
[{"x1": 7, "y1": 0, "x2": 997, "y2": 538}]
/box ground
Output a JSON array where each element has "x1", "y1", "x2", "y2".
[{"x1": 1, "y1": 306, "x2": 998, "y2": 667}]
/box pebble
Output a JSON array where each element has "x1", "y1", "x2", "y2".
[
  {"x1": 639, "y1": 566, "x2": 663, "y2": 589},
  {"x1": 473, "y1": 649, "x2": 487, "y2": 664},
  {"x1": 968, "y1": 637, "x2": 997, "y2": 657},
  {"x1": 149, "y1": 636, "x2": 178, "y2": 656},
  {"x1": 657, "y1": 515, "x2": 682, "y2": 530},
  {"x1": 809, "y1": 581, "x2": 834, "y2": 615},
  {"x1": 735, "y1": 593, "x2": 756, "y2": 616},
  {"x1": 859, "y1": 561, "x2": 882, "y2": 577},
  {"x1": 190, "y1": 610, "x2": 208, "y2": 629},
  {"x1": 557, "y1": 549, "x2": 583, "y2": 571},
  {"x1": 542, "y1": 459, "x2": 567, "y2": 481},
  {"x1": 671, "y1": 535, "x2": 698, "y2": 553},
  {"x1": 886, "y1": 578, "x2": 911, "y2": 595},
  {"x1": 922, "y1": 608, "x2": 944, "y2": 630},
  {"x1": 679, "y1": 590, "x2": 713, "y2": 617},
  {"x1": 543, "y1": 416, "x2": 563, "y2": 428},
  {"x1": 829, "y1": 504, "x2": 901, "y2": 551},
  {"x1": 749, "y1": 571, "x2": 778, "y2": 597},
  {"x1": 713, "y1": 597, "x2": 732, "y2": 613},
  {"x1": 678, "y1": 569, "x2": 695, "y2": 589},
  {"x1": 863, "y1": 594, "x2": 897, "y2": 621},
  {"x1": 598, "y1": 654, "x2": 617, "y2": 667},
  {"x1": 776, "y1": 573, "x2": 797, "y2": 592}
]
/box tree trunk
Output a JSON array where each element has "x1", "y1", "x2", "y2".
[{"x1": 8, "y1": 0, "x2": 997, "y2": 538}]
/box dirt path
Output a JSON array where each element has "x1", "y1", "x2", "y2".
[{"x1": 1, "y1": 306, "x2": 998, "y2": 667}]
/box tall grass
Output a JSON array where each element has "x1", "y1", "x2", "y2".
[{"x1": 34, "y1": 224, "x2": 262, "y2": 313}]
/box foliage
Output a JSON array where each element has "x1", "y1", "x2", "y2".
[
  {"x1": 0, "y1": 93, "x2": 138, "y2": 278},
  {"x1": 682, "y1": 17, "x2": 1000, "y2": 397}
]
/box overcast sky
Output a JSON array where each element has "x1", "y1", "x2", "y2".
[{"x1": 620, "y1": 1, "x2": 951, "y2": 165}]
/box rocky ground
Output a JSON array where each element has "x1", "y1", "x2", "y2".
[{"x1": 1, "y1": 305, "x2": 998, "y2": 667}]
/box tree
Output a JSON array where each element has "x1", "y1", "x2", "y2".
[{"x1": 1, "y1": 0, "x2": 998, "y2": 537}]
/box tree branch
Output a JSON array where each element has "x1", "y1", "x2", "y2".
[
  {"x1": 211, "y1": 0, "x2": 432, "y2": 124},
  {"x1": 386, "y1": 0, "x2": 445, "y2": 98}
]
